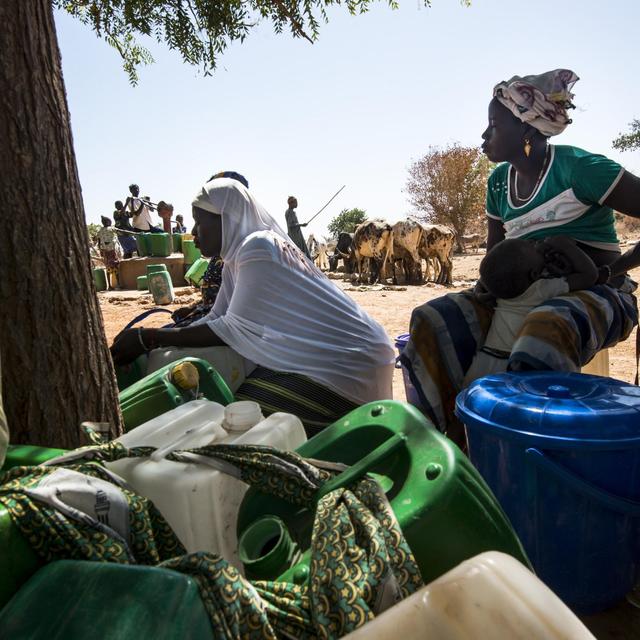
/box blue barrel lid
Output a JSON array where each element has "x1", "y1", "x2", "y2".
[{"x1": 456, "y1": 372, "x2": 640, "y2": 450}]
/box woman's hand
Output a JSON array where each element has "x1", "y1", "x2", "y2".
[{"x1": 110, "y1": 328, "x2": 148, "y2": 366}]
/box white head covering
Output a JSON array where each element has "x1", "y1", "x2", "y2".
[
  {"x1": 191, "y1": 178, "x2": 395, "y2": 405},
  {"x1": 493, "y1": 69, "x2": 579, "y2": 137},
  {"x1": 191, "y1": 177, "x2": 290, "y2": 263}
]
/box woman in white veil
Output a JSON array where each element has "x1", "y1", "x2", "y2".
[{"x1": 111, "y1": 177, "x2": 395, "y2": 435}]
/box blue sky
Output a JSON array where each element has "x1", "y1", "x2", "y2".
[{"x1": 55, "y1": 0, "x2": 640, "y2": 238}]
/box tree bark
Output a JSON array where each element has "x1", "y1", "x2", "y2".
[{"x1": 0, "y1": 1, "x2": 123, "y2": 448}]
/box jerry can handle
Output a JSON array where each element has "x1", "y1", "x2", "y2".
[
  {"x1": 316, "y1": 433, "x2": 407, "y2": 501},
  {"x1": 525, "y1": 448, "x2": 640, "y2": 516}
]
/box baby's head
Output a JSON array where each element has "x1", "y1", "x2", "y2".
[{"x1": 479, "y1": 239, "x2": 546, "y2": 299}]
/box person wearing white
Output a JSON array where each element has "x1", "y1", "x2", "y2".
[
  {"x1": 111, "y1": 177, "x2": 395, "y2": 434},
  {"x1": 125, "y1": 184, "x2": 156, "y2": 232}
]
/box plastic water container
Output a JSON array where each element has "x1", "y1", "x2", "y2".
[
  {"x1": 146, "y1": 264, "x2": 174, "y2": 304},
  {"x1": 456, "y1": 372, "x2": 640, "y2": 612},
  {"x1": 119, "y1": 357, "x2": 234, "y2": 431},
  {"x1": 135, "y1": 233, "x2": 150, "y2": 257},
  {"x1": 184, "y1": 257, "x2": 210, "y2": 287},
  {"x1": 237, "y1": 400, "x2": 528, "y2": 585},
  {"x1": 343, "y1": 552, "x2": 595, "y2": 640},
  {"x1": 148, "y1": 232, "x2": 172, "y2": 257},
  {"x1": 147, "y1": 347, "x2": 255, "y2": 393},
  {"x1": 136, "y1": 275, "x2": 148, "y2": 291},
  {"x1": 107, "y1": 400, "x2": 307, "y2": 566},
  {"x1": 171, "y1": 233, "x2": 183, "y2": 253},
  {"x1": 0, "y1": 561, "x2": 212, "y2": 640},
  {"x1": 182, "y1": 239, "x2": 201, "y2": 266},
  {"x1": 394, "y1": 333, "x2": 422, "y2": 407},
  {"x1": 93, "y1": 268, "x2": 107, "y2": 291}
]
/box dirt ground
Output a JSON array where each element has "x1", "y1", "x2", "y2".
[{"x1": 100, "y1": 251, "x2": 640, "y2": 400}]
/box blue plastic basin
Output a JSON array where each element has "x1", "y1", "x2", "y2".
[{"x1": 456, "y1": 371, "x2": 640, "y2": 613}]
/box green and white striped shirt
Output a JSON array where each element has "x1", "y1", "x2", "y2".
[{"x1": 486, "y1": 145, "x2": 624, "y2": 251}]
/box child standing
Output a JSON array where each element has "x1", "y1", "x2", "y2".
[{"x1": 97, "y1": 216, "x2": 120, "y2": 290}]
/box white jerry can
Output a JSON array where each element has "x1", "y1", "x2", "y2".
[
  {"x1": 343, "y1": 551, "x2": 595, "y2": 640},
  {"x1": 106, "y1": 399, "x2": 307, "y2": 569}
]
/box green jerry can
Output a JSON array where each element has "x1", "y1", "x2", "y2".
[
  {"x1": 119, "y1": 357, "x2": 234, "y2": 431},
  {"x1": 236, "y1": 401, "x2": 529, "y2": 585},
  {"x1": 148, "y1": 232, "x2": 172, "y2": 257},
  {"x1": 172, "y1": 233, "x2": 183, "y2": 253},
  {"x1": 146, "y1": 264, "x2": 174, "y2": 304},
  {"x1": 93, "y1": 268, "x2": 107, "y2": 292},
  {"x1": 136, "y1": 274, "x2": 148, "y2": 291},
  {"x1": 135, "y1": 232, "x2": 150, "y2": 257},
  {"x1": 0, "y1": 561, "x2": 213, "y2": 639},
  {"x1": 0, "y1": 445, "x2": 65, "y2": 609},
  {"x1": 182, "y1": 239, "x2": 202, "y2": 266},
  {"x1": 184, "y1": 257, "x2": 210, "y2": 287},
  {"x1": 115, "y1": 354, "x2": 148, "y2": 391}
]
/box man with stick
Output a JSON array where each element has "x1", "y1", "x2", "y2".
[{"x1": 285, "y1": 196, "x2": 311, "y2": 258}]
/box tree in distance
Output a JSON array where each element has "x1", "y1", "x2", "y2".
[
  {"x1": 405, "y1": 143, "x2": 493, "y2": 252},
  {"x1": 328, "y1": 208, "x2": 368, "y2": 237}
]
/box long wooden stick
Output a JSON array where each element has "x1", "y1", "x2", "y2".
[{"x1": 304, "y1": 185, "x2": 346, "y2": 225}]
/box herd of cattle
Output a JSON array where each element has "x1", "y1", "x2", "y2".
[{"x1": 307, "y1": 219, "x2": 478, "y2": 286}]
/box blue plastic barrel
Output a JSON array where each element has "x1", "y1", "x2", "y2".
[
  {"x1": 394, "y1": 334, "x2": 422, "y2": 407},
  {"x1": 456, "y1": 372, "x2": 640, "y2": 613}
]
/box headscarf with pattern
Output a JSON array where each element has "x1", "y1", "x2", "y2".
[{"x1": 493, "y1": 69, "x2": 579, "y2": 137}]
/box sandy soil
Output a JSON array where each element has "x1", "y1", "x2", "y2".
[{"x1": 100, "y1": 252, "x2": 640, "y2": 401}]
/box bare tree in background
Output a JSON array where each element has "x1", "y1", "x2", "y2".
[{"x1": 405, "y1": 144, "x2": 493, "y2": 252}]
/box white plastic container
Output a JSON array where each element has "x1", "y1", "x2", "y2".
[
  {"x1": 343, "y1": 552, "x2": 595, "y2": 640},
  {"x1": 106, "y1": 400, "x2": 306, "y2": 568}
]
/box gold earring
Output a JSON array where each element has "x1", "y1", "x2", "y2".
[{"x1": 524, "y1": 139, "x2": 532, "y2": 157}]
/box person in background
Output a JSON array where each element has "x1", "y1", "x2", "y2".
[
  {"x1": 96, "y1": 216, "x2": 120, "y2": 289},
  {"x1": 285, "y1": 196, "x2": 311, "y2": 258},
  {"x1": 124, "y1": 184, "x2": 161, "y2": 233},
  {"x1": 157, "y1": 201, "x2": 174, "y2": 233},
  {"x1": 113, "y1": 200, "x2": 137, "y2": 258},
  {"x1": 173, "y1": 215, "x2": 187, "y2": 234}
]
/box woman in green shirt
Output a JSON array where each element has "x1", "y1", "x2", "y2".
[{"x1": 403, "y1": 69, "x2": 640, "y2": 446}]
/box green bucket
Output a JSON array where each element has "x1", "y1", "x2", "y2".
[
  {"x1": 93, "y1": 268, "x2": 107, "y2": 292},
  {"x1": 184, "y1": 258, "x2": 210, "y2": 287}
]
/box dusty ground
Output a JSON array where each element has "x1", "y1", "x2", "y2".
[{"x1": 100, "y1": 251, "x2": 640, "y2": 401}]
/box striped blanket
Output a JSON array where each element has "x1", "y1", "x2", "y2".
[{"x1": 402, "y1": 284, "x2": 638, "y2": 437}]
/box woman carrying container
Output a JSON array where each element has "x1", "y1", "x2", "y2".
[
  {"x1": 402, "y1": 69, "x2": 640, "y2": 446},
  {"x1": 111, "y1": 177, "x2": 395, "y2": 435}
]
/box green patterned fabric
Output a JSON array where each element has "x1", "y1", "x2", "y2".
[{"x1": 0, "y1": 440, "x2": 423, "y2": 639}]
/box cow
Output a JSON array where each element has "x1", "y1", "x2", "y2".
[
  {"x1": 328, "y1": 231, "x2": 356, "y2": 274},
  {"x1": 391, "y1": 219, "x2": 425, "y2": 284},
  {"x1": 418, "y1": 224, "x2": 455, "y2": 285},
  {"x1": 353, "y1": 220, "x2": 394, "y2": 284},
  {"x1": 307, "y1": 234, "x2": 330, "y2": 270},
  {"x1": 459, "y1": 233, "x2": 483, "y2": 253}
]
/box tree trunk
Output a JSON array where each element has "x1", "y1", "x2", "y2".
[{"x1": 0, "y1": 1, "x2": 123, "y2": 448}]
